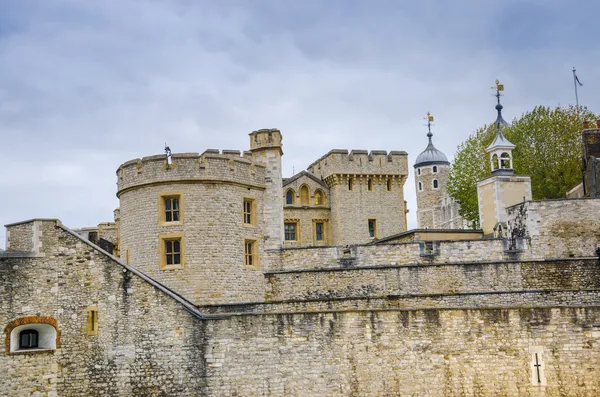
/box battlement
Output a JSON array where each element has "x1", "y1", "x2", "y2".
[
  {"x1": 249, "y1": 128, "x2": 283, "y2": 154},
  {"x1": 116, "y1": 150, "x2": 266, "y2": 196},
  {"x1": 307, "y1": 149, "x2": 408, "y2": 180}
]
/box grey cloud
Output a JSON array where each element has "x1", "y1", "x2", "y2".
[{"x1": 1, "y1": 0, "x2": 599, "y2": 247}]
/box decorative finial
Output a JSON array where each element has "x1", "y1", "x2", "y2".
[
  {"x1": 491, "y1": 80, "x2": 508, "y2": 129},
  {"x1": 424, "y1": 112, "x2": 434, "y2": 141}
]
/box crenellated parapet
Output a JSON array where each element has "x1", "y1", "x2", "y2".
[
  {"x1": 307, "y1": 149, "x2": 408, "y2": 186},
  {"x1": 116, "y1": 150, "x2": 266, "y2": 197}
]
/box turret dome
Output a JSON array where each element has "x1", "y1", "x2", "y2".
[{"x1": 414, "y1": 137, "x2": 449, "y2": 168}]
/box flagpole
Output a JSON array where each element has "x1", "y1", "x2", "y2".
[{"x1": 573, "y1": 67, "x2": 579, "y2": 108}]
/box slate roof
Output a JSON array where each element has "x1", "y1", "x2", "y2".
[{"x1": 282, "y1": 170, "x2": 327, "y2": 188}]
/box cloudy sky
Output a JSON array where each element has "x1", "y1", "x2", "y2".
[{"x1": 1, "y1": 0, "x2": 599, "y2": 246}]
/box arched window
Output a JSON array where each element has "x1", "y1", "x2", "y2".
[
  {"x1": 314, "y1": 190, "x2": 324, "y2": 205},
  {"x1": 6, "y1": 317, "x2": 58, "y2": 354},
  {"x1": 19, "y1": 329, "x2": 38, "y2": 349},
  {"x1": 500, "y1": 152, "x2": 511, "y2": 169},
  {"x1": 433, "y1": 166, "x2": 438, "y2": 173},
  {"x1": 285, "y1": 190, "x2": 295, "y2": 205},
  {"x1": 418, "y1": 182, "x2": 423, "y2": 191},
  {"x1": 300, "y1": 186, "x2": 309, "y2": 206},
  {"x1": 386, "y1": 179, "x2": 392, "y2": 191},
  {"x1": 367, "y1": 179, "x2": 373, "y2": 191},
  {"x1": 433, "y1": 180, "x2": 439, "y2": 188},
  {"x1": 492, "y1": 154, "x2": 499, "y2": 170},
  {"x1": 417, "y1": 168, "x2": 421, "y2": 175}
]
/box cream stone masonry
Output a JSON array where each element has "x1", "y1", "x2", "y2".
[
  {"x1": 117, "y1": 147, "x2": 270, "y2": 305},
  {"x1": 477, "y1": 174, "x2": 532, "y2": 236},
  {"x1": 1, "y1": 220, "x2": 209, "y2": 396},
  {"x1": 283, "y1": 172, "x2": 331, "y2": 247},
  {"x1": 307, "y1": 150, "x2": 409, "y2": 245},
  {"x1": 4, "y1": 124, "x2": 600, "y2": 395},
  {"x1": 249, "y1": 129, "x2": 284, "y2": 250}
]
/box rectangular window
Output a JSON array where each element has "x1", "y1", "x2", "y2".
[
  {"x1": 245, "y1": 239, "x2": 258, "y2": 267},
  {"x1": 243, "y1": 198, "x2": 254, "y2": 225},
  {"x1": 368, "y1": 219, "x2": 377, "y2": 238},
  {"x1": 87, "y1": 307, "x2": 99, "y2": 335},
  {"x1": 159, "y1": 193, "x2": 183, "y2": 225},
  {"x1": 165, "y1": 239, "x2": 181, "y2": 265},
  {"x1": 315, "y1": 222, "x2": 324, "y2": 241},
  {"x1": 159, "y1": 234, "x2": 185, "y2": 270},
  {"x1": 284, "y1": 222, "x2": 297, "y2": 241},
  {"x1": 165, "y1": 197, "x2": 179, "y2": 222}
]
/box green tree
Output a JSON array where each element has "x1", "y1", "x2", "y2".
[{"x1": 448, "y1": 105, "x2": 597, "y2": 226}]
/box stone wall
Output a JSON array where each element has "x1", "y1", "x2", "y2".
[
  {"x1": 415, "y1": 164, "x2": 448, "y2": 229},
  {"x1": 271, "y1": 238, "x2": 505, "y2": 272},
  {"x1": 328, "y1": 175, "x2": 407, "y2": 245},
  {"x1": 507, "y1": 198, "x2": 600, "y2": 259},
  {"x1": 305, "y1": 149, "x2": 409, "y2": 245},
  {"x1": 283, "y1": 173, "x2": 331, "y2": 247},
  {"x1": 265, "y1": 259, "x2": 600, "y2": 301},
  {"x1": 117, "y1": 150, "x2": 266, "y2": 194},
  {"x1": 3, "y1": 220, "x2": 600, "y2": 396},
  {"x1": 5, "y1": 220, "x2": 39, "y2": 253},
  {"x1": 283, "y1": 207, "x2": 331, "y2": 247},
  {"x1": 307, "y1": 149, "x2": 408, "y2": 180},
  {"x1": 0, "y1": 220, "x2": 208, "y2": 397},
  {"x1": 119, "y1": 182, "x2": 266, "y2": 305},
  {"x1": 201, "y1": 289, "x2": 600, "y2": 314},
  {"x1": 200, "y1": 307, "x2": 600, "y2": 396}
]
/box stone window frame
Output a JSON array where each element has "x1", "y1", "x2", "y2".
[
  {"x1": 285, "y1": 189, "x2": 295, "y2": 205},
  {"x1": 4, "y1": 316, "x2": 61, "y2": 356},
  {"x1": 368, "y1": 219, "x2": 378, "y2": 238},
  {"x1": 158, "y1": 233, "x2": 185, "y2": 270},
  {"x1": 386, "y1": 178, "x2": 392, "y2": 192},
  {"x1": 417, "y1": 168, "x2": 421, "y2": 175},
  {"x1": 244, "y1": 238, "x2": 259, "y2": 269},
  {"x1": 312, "y1": 219, "x2": 329, "y2": 244},
  {"x1": 348, "y1": 177, "x2": 354, "y2": 191},
  {"x1": 418, "y1": 182, "x2": 423, "y2": 191},
  {"x1": 367, "y1": 178, "x2": 374, "y2": 191},
  {"x1": 432, "y1": 165, "x2": 438, "y2": 173},
  {"x1": 300, "y1": 185, "x2": 310, "y2": 206},
  {"x1": 314, "y1": 189, "x2": 326, "y2": 206},
  {"x1": 284, "y1": 220, "x2": 299, "y2": 241},
  {"x1": 432, "y1": 179, "x2": 439, "y2": 189},
  {"x1": 243, "y1": 197, "x2": 257, "y2": 227},
  {"x1": 87, "y1": 307, "x2": 99, "y2": 336},
  {"x1": 158, "y1": 192, "x2": 183, "y2": 226}
]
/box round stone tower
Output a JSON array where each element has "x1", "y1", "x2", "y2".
[
  {"x1": 414, "y1": 116, "x2": 450, "y2": 229},
  {"x1": 116, "y1": 130, "x2": 283, "y2": 305}
]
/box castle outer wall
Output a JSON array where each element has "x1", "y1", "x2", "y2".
[
  {"x1": 3, "y1": 220, "x2": 600, "y2": 396},
  {"x1": 0, "y1": 220, "x2": 207, "y2": 396}
]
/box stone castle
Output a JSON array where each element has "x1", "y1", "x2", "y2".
[{"x1": 2, "y1": 87, "x2": 600, "y2": 396}]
